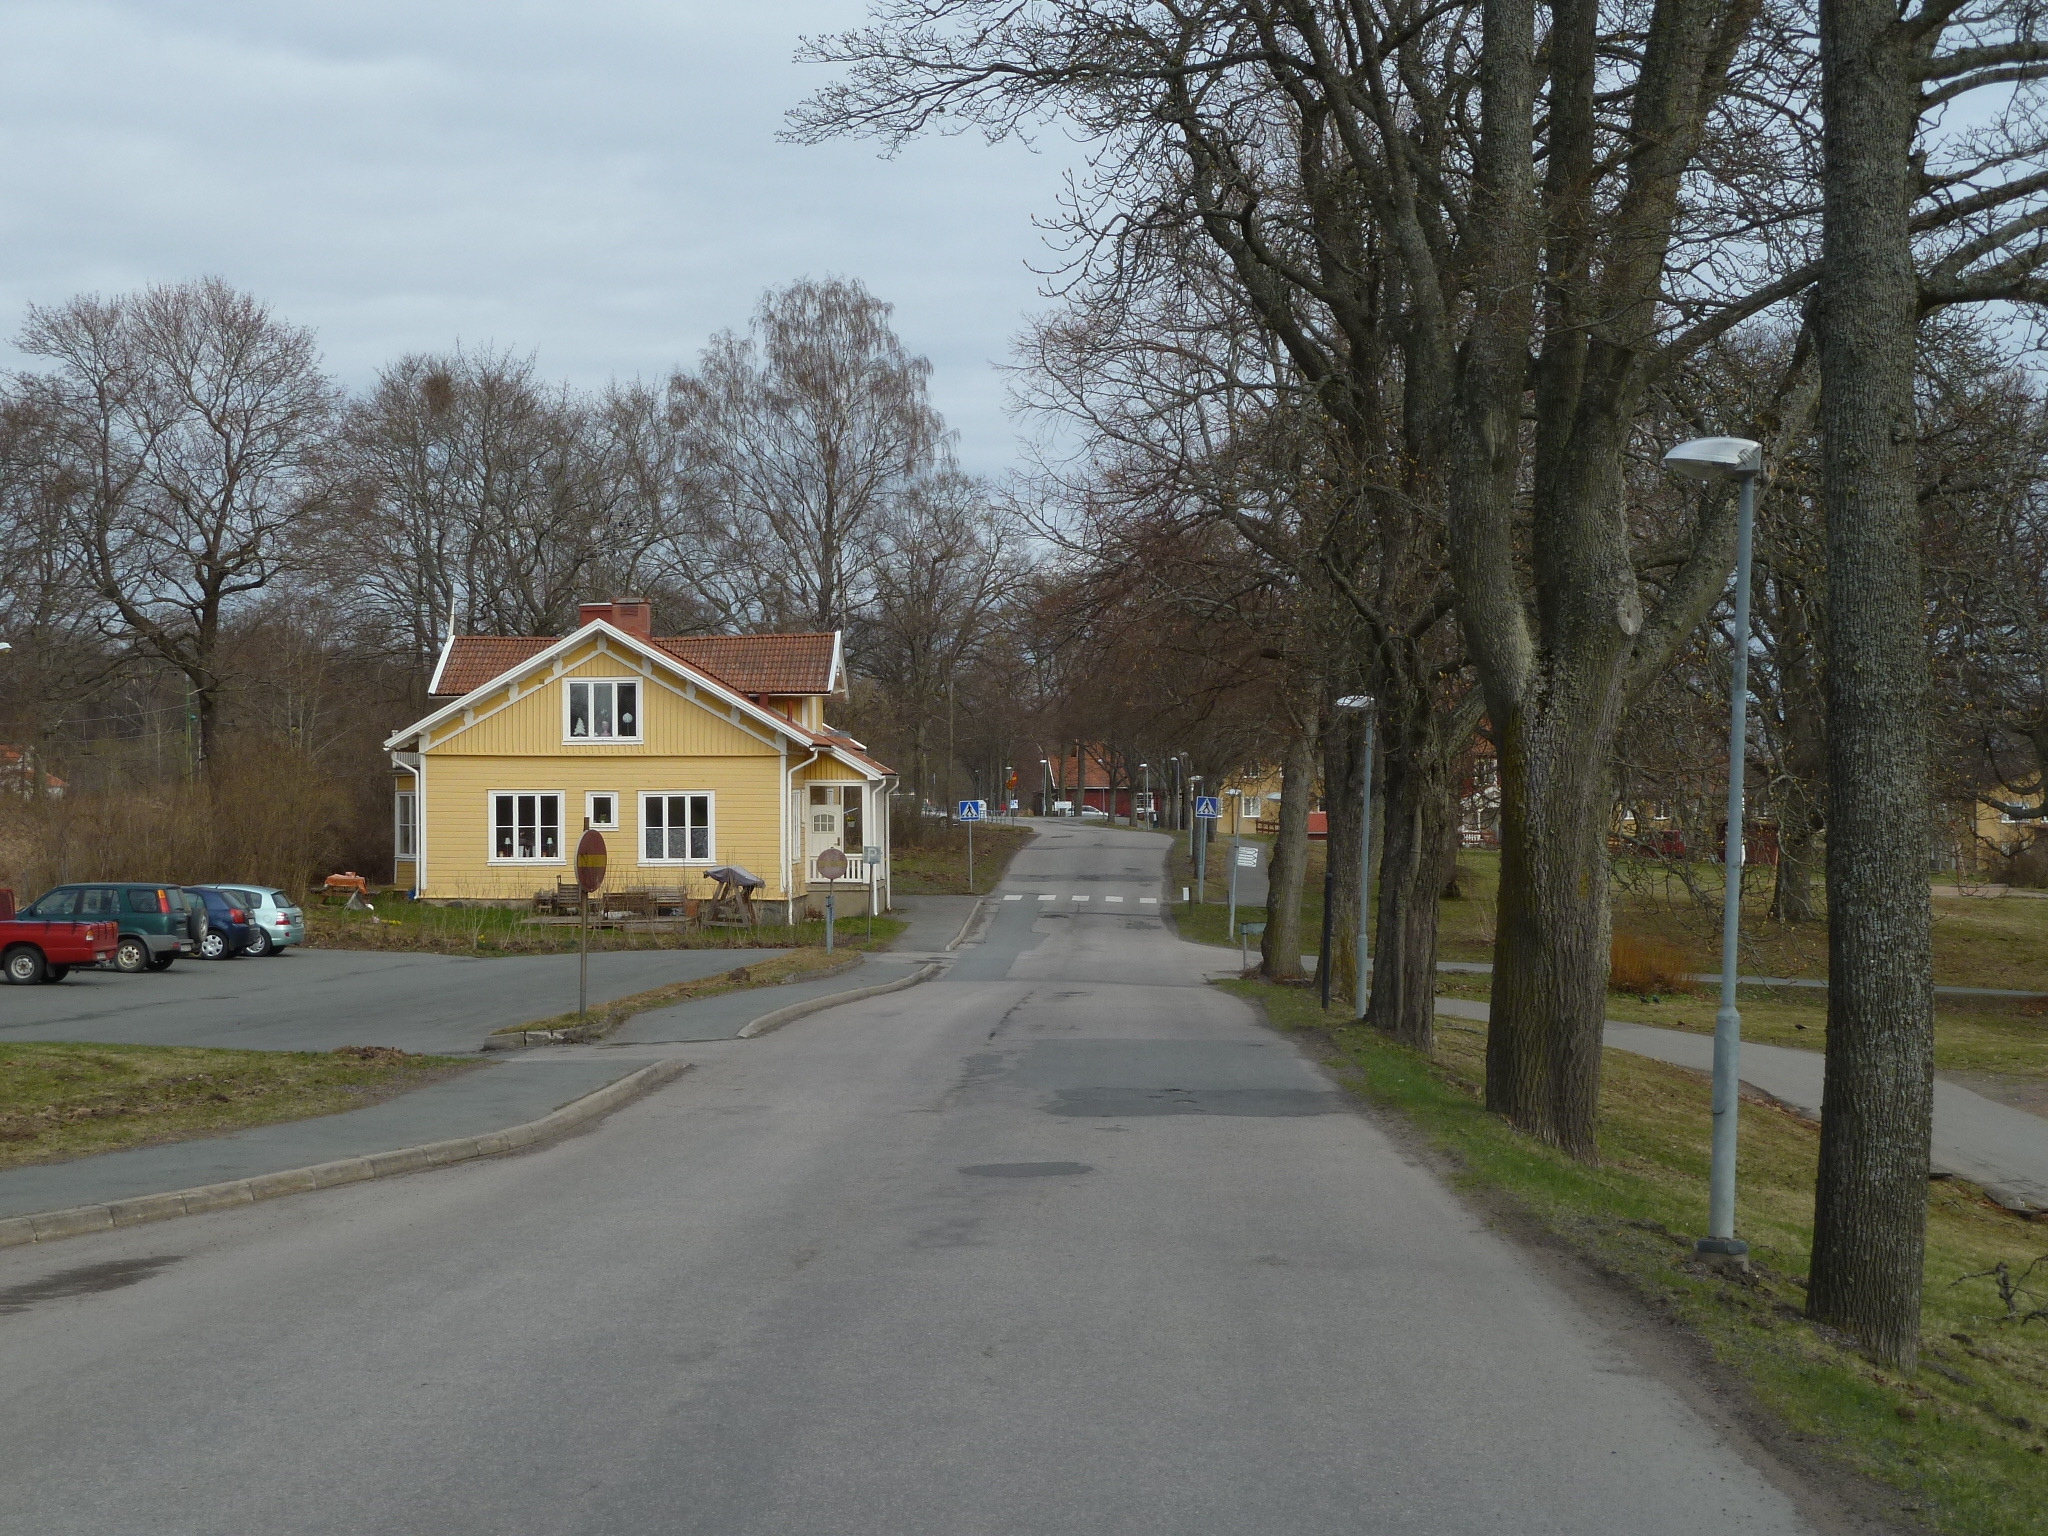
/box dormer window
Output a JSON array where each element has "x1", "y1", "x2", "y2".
[{"x1": 566, "y1": 680, "x2": 640, "y2": 742}]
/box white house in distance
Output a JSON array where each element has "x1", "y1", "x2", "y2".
[{"x1": 383, "y1": 600, "x2": 894, "y2": 919}]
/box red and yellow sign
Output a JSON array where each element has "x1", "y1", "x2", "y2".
[{"x1": 576, "y1": 829, "x2": 608, "y2": 894}]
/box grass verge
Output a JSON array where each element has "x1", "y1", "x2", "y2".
[
  {"x1": 305, "y1": 902, "x2": 903, "y2": 957},
  {"x1": 0, "y1": 1043, "x2": 476, "y2": 1170},
  {"x1": 892, "y1": 823, "x2": 1036, "y2": 895},
  {"x1": 1227, "y1": 977, "x2": 2048, "y2": 1536},
  {"x1": 487, "y1": 946, "x2": 869, "y2": 1042}
]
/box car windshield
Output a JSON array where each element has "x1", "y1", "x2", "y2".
[{"x1": 28, "y1": 890, "x2": 77, "y2": 916}]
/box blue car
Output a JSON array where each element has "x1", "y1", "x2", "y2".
[{"x1": 183, "y1": 886, "x2": 255, "y2": 961}]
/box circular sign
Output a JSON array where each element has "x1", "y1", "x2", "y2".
[
  {"x1": 576, "y1": 829, "x2": 608, "y2": 894},
  {"x1": 815, "y1": 846, "x2": 848, "y2": 882}
]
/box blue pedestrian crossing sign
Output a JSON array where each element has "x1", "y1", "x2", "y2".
[
  {"x1": 957, "y1": 799, "x2": 987, "y2": 822},
  {"x1": 1195, "y1": 795, "x2": 1221, "y2": 819}
]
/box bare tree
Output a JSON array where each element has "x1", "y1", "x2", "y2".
[
  {"x1": 675, "y1": 277, "x2": 946, "y2": 633},
  {"x1": 16, "y1": 278, "x2": 338, "y2": 773}
]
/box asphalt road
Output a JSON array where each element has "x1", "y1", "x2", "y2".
[{"x1": 0, "y1": 825, "x2": 1820, "y2": 1535}]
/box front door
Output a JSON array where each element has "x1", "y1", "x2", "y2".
[{"x1": 807, "y1": 785, "x2": 843, "y2": 875}]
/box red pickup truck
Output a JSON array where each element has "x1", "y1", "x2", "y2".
[{"x1": 0, "y1": 889, "x2": 118, "y2": 984}]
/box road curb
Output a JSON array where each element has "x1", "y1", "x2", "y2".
[
  {"x1": 0, "y1": 1059, "x2": 691, "y2": 1252},
  {"x1": 946, "y1": 897, "x2": 989, "y2": 950},
  {"x1": 737, "y1": 960, "x2": 944, "y2": 1038}
]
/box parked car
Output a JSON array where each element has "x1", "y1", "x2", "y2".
[
  {"x1": 190, "y1": 884, "x2": 303, "y2": 955},
  {"x1": 1078, "y1": 805, "x2": 1109, "y2": 820},
  {"x1": 183, "y1": 886, "x2": 254, "y2": 960},
  {"x1": 0, "y1": 890, "x2": 118, "y2": 984},
  {"x1": 16, "y1": 883, "x2": 200, "y2": 973}
]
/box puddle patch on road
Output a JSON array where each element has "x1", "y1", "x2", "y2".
[
  {"x1": 1047, "y1": 1088, "x2": 1345, "y2": 1117},
  {"x1": 960, "y1": 1162, "x2": 1094, "y2": 1177},
  {"x1": 0, "y1": 1255, "x2": 182, "y2": 1314}
]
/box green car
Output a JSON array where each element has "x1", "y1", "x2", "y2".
[{"x1": 17, "y1": 884, "x2": 203, "y2": 973}]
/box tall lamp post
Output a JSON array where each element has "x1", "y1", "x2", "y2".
[
  {"x1": 1663, "y1": 434, "x2": 1764, "y2": 1263},
  {"x1": 1040, "y1": 758, "x2": 1052, "y2": 819},
  {"x1": 1336, "y1": 695, "x2": 1376, "y2": 1021},
  {"x1": 1140, "y1": 762, "x2": 1150, "y2": 828}
]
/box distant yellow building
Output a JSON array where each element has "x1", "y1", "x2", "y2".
[{"x1": 383, "y1": 601, "x2": 892, "y2": 917}]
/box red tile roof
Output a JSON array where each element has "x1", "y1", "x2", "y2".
[
  {"x1": 654, "y1": 634, "x2": 839, "y2": 696},
  {"x1": 430, "y1": 637, "x2": 551, "y2": 697},
  {"x1": 430, "y1": 630, "x2": 840, "y2": 699}
]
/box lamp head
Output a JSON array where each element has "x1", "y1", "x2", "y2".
[
  {"x1": 1663, "y1": 436, "x2": 1762, "y2": 481},
  {"x1": 1336, "y1": 694, "x2": 1374, "y2": 710}
]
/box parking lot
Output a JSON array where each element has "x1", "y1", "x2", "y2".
[{"x1": 0, "y1": 945, "x2": 787, "y2": 1055}]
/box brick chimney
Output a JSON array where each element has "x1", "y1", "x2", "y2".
[{"x1": 579, "y1": 598, "x2": 653, "y2": 640}]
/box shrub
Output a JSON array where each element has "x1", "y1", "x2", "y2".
[{"x1": 1609, "y1": 932, "x2": 1699, "y2": 996}]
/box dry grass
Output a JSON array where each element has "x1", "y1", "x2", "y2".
[
  {"x1": 489, "y1": 946, "x2": 865, "y2": 1040},
  {"x1": 891, "y1": 822, "x2": 1035, "y2": 895},
  {"x1": 0, "y1": 1042, "x2": 476, "y2": 1169}
]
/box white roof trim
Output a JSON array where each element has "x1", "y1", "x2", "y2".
[
  {"x1": 425, "y1": 634, "x2": 456, "y2": 698},
  {"x1": 384, "y1": 621, "x2": 814, "y2": 752},
  {"x1": 829, "y1": 630, "x2": 846, "y2": 695}
]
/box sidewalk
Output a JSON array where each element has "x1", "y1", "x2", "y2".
[
  {"x1": 1436, "y1": 997, "x2": 2048, "y2": 1210},
  {"x1": 0, "y1": 899, "x2": 973, "y2": 1228}
]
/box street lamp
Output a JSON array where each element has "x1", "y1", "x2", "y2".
[
  {"x1": 1337, "y1": 695, "x2": 1376, "y2": 1022},
  {"x1": 1140, "y1": 762, "x2": 1150, "y2": 828},
  {"x1": 1040, "y1": 758, "x2": 1052, "y2": 819},
  {"x1": 1663, "y1": 434, "x2": 1764, "y2": 1263}
]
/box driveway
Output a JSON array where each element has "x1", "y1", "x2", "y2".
[{"x1": 0, "y1": 945, "x2": 788, "y2": 1055}]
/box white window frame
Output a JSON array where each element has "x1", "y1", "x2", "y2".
[
  {"x1": 639, "y1": 791, "x2": 716, "y2": 865},
  {"x1": 487, "y1": 790, "x2": 567, "y2": 864},
  {"x1": 586, "y1": 791, "x2": 621, "y2": 832},
  {"x1": 395, "y1": 791, "x2": 417, "y2": 860},
  {"x1": 563, "y1": 678, "x2": 643, "y2": 744}
]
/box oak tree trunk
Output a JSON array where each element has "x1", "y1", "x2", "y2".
[
  {"x1": 1317, "y1": 708, "x2": 1366, "y2": 1007},
  {"x1": 1807, "y1": 0, "x2": 1934, "y2": 1370},
  {"x1": 1483, "y1": 684, "x2": 1623, "y2": 1158},
  {"x1": 1261, "y1": 727, "x2": 1317, "y2": 981},
  {"x1": 1370, "y1": 735, "x2": 1456, "y2": 1052}
]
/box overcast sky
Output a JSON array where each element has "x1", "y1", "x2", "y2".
[{"x1": 0, "y1": 2, "x2": 1082, "y2": 475}]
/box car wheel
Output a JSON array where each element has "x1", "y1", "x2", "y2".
[
  {"x1": 114, "y1": 936, "x2": 151, "y2": 974},
  {"x1": 3, "y1": 945, "x2": 46, "y2": 985},
  {"x1": 43, "y1": 965, "x2": 69, "y2": 983},
  {"x1": 146, "y1": 953, "x2": 177, "y2": 972},
  {"x1": 244, "y1": 927, "x2": 273, "y2": 957},
  {"x1": 200, "y1": 929, "x2": 229, "y2": 960}
]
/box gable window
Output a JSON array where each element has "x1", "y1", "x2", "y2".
[
  {"x1": 395, "y1": 792, "x2": 417, "y2": 859},
  {"x1": 566, "y1": 680, "x2": 639, "y2": 742},
  {"x1": 642, "y1": 793, "x2": 712, "y2": 863},
  {"x1": 586, "y1": 792, "x2": 619, "y2": 831},
  {"x1": 492, "y1": 792, "x2": 562, "y2": 862}
]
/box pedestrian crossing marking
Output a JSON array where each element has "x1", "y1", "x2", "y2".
[
  {"x1": 1071, "y1": 894, "x2": 1088, "y2": 902},
  {"x1": 1037, "y1": 894, "x2": 1055, "y2": 901},
  {"x1": 1002, "y1": 894, "x2": 1023, "y2": 901},
  {"x1": 1105, "y1": 896, "x2": 1124, "y2": 903},
  {"x1": 1140, "y1": 897, "x2": 1158, "y2": 905}
]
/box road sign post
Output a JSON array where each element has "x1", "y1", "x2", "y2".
[
  {"x1": 1194, "y1": 796, "x2": 1220, "y2": 904},
  {"x1": 864, "y1": 843, "x2": 882, "y2": 938},
  {"x1": 958, "y1": 800, "x2": 985, "y2": 892},
  {"x1": 575, "y1": 824, "x2": 607, "y2": 1022},
  {"x1": 816, "y1": 845, "x2": 848, "y2": 952}
]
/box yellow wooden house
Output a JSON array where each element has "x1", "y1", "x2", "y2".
[{"x1": 384, "y1": 601, "x2": 893, "y2": 918}]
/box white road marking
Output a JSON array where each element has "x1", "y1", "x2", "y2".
[
  {"x1": 1002, "y1": 894, "x2": 1023, "y2": 901},
  {"x1": 1139, "y1": 897, "x2": 1158, "y2": 905},
  {"x1": 1105, "y1": 896, "x2": 1124, "y2": 903},
  {"x1": 1071, "y1": 895, "x2": 1088, "y2": 902},
  {"x1": 1037, "y1": 894, "x2": 1055, "y2": 902}
]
